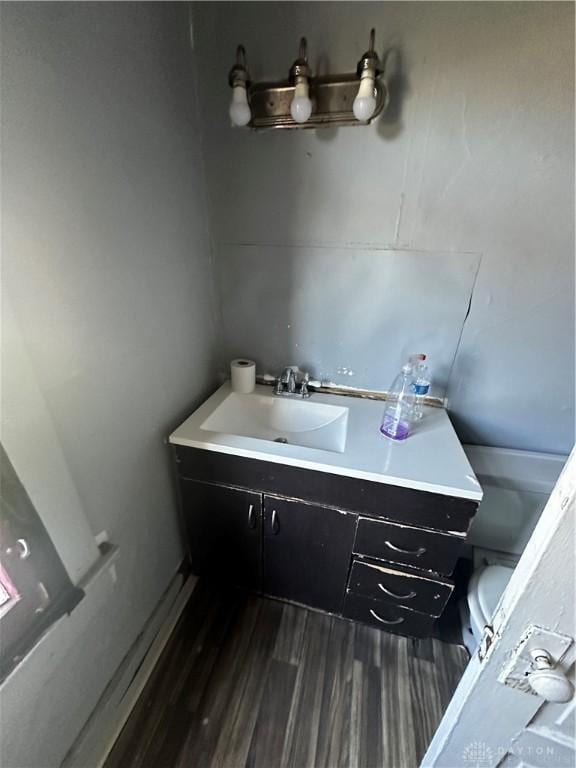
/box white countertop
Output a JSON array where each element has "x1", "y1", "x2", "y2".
[{"x1": 169, "y1": 383, "x2": 483, "y2": 502}]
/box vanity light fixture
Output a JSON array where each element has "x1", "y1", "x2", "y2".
[
  {"x1": 353, "y1": 29, "x2": 381, "y2": 122},
  {"x1": 228, "y1": 45, "x2": 252, "y2": 127},
  {"x1": 227, "y1": 30, "x2": 388, "y2": 130},
  {"x1": 289, "y1": 38, "x2": 313, "y2": 124}
]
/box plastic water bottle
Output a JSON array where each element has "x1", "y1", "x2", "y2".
[
  {"x1": 410, "y1": 354, "x2": 430, "y2": 421},
  {"x1": 380, "y1": 363, "x2": 415, "y2": 441}
]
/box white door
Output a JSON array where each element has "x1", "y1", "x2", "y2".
[{"x1": 423, "y1": 448, "x2": 575, "y2": 768}]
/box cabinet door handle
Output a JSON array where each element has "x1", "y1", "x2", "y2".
[
  {"x1": 247, "y1": 504, "x2": 256, "y2": 529},
  {"x1": 271, "y1": 509, "x2": 280, "y2": 535},
  {"x1": 385, "y1": 540, "x2": 426, "y2": 557},
  {"x1": 369, "y1": 608, "x2": 404, "y2": 626},
  {"x1": 378, "y1": 583, "x2": 417, "y2": 600}
]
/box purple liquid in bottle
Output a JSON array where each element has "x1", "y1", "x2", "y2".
[{"x1": 380, "y1": 415, "x2": 410, "y2": 440}]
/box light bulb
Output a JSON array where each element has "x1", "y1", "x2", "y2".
[
  {"x1": 353, "y1": 71, "x2": 377, "y2": 122},
  {"x1": 229, "y1": 84, "x2": 251, "y2": 127},
  {"x1": 290, "y1": 80, "x2": 312, "y2": 123}
]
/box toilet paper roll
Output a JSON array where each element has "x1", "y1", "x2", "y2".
[{"x1": 230, "y1": 359, "x2": 256, "y2": 394}]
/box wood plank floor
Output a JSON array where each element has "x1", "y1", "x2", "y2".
[{"x1": 106, "y1": 581, "x2": 469, "y2": 768}]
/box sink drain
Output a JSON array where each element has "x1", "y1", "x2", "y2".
[{"x1": 274, "y1": 437, "x2": 288, "y2": 444}]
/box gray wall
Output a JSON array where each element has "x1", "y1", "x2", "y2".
[
  {"x1": 1, "y1": 3, "x2": 219, "y2": 765},
  {"x1": 194, "y1": 1, "x2": 575, "y2": 455},
  {"x1": 217, "y1": 244, "x2": 481, "y2": 396}
]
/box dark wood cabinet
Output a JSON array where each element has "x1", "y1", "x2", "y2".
[
  {"x1": 174, "y1": 446, "x2": 478, "y2": 638},
  {"x1": 180, "y1": 479, "x2": 262, "y2": 591},
  {"x1": 262, "y1": 497, "x2": 356, "y2": 613}
]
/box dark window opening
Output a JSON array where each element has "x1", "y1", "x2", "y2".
[{"x1": 0, "y1": 445, "x2": 84, "y2": 682}]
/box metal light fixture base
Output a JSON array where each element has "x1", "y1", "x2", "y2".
[{"x1": 248, "y1": 74, "x2": 388, "y2": 131}]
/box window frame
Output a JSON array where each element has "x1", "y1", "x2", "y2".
[{"x1": 0, "y1": 446, "x2": 84, "y2": 683}]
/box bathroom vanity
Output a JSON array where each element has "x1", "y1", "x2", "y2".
[{"x1": 169, "y1": 384, "x2": 482, "y2": 638}]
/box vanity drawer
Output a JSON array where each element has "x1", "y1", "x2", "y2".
[
  {"x1": 342, "y1": 592, "x2": 436, "y2": 638},
  {"x1": 347, "y1": 557, "x2": 453, "y2": 617},
  {"x1": 354, "y1": 517, "x2": 464, "y2": 575}
]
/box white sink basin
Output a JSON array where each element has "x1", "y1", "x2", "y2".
[{"x1": 200, "y1": 392, "x2": 349, "y2": 453}]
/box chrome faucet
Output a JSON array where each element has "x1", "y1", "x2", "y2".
[
  {"x1": 274, "y1": 367, "x2": 311, "y2": 398},
  {"x1": 281, "y1": 366, "x2": 296, "y2": 394}
]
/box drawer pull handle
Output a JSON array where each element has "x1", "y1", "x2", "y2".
[
  {"x1": 369, "y1": 609, "x2": 405, "y2": 626},
  {"x1": 247, "y1": 504, "x2": 256, "y2": 529},
  {"x1": 271, "y1": 509, "x2": 280, "y2": 535},
  {"x1": 378, "y1": 583, "x2": 417, "y2": 600},
  {"x1": 385, "y1": 540, "x2": 426, "y2": 557}
]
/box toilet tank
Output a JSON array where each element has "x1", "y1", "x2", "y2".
[{"x1": 463, "y1": 445, "x2": 567, "y2": 556}]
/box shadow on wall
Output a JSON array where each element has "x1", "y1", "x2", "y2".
[{"x1": 378, "y1": 47, "x2": 408, "y2": 141}]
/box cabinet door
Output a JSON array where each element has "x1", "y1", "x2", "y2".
[
  {"x1": 262, "y1": 497, "x2": 356, "y2": 613},
  {"x1": 180, "y1": 479, "x2": 262, "y2": 591}
]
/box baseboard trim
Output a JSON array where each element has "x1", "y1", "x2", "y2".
[{"x1": 62, "y1": 570, "x2": 197, "y2": 768}]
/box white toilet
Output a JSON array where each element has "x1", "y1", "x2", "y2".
[
  {"x1": 461, "y1": 563, "x2": 514, "y2": 654},
  {"x1": 460, "y1": 445, "x2": 567, "y2": 655}
]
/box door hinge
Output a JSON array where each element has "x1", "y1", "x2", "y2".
[{"x1": 478, "y1": 624, "x2": 495, "y2": 662}]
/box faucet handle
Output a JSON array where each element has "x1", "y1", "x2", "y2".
[
  {"x1": 279, "y1": 366, "x2": 297, "y2": 394},
  {"x1": 280, "y1": 365, "x2": 296, "y2": 381},
  {"x1": 300, "y1": 372, "x2": 311, "y2": 398}
]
